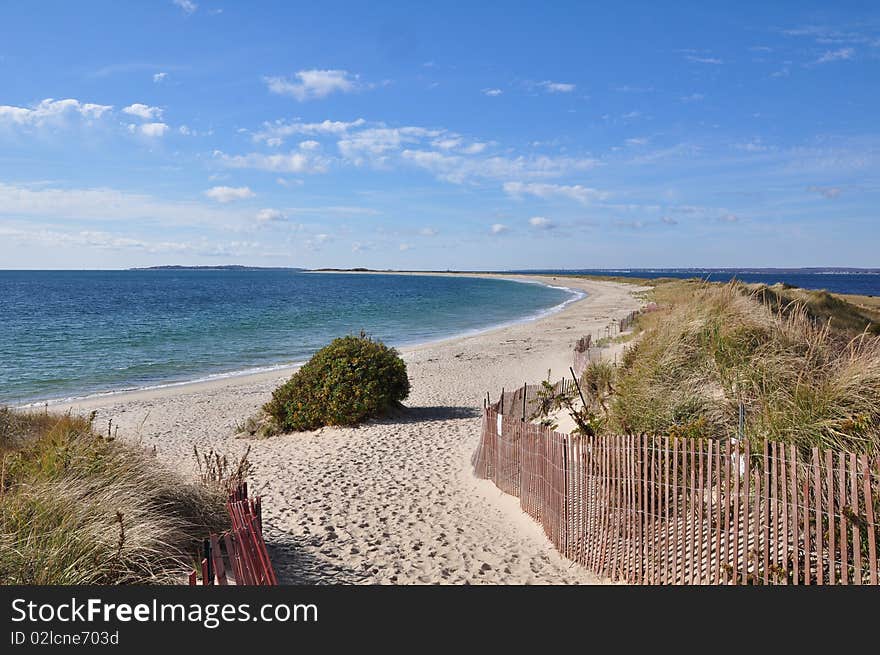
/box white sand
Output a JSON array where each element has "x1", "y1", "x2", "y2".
[{"x1": 54, "y1": 275, "x2": 645, "y2": 584}]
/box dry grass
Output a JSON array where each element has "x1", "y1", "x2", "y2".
[
  {"x1": 607, "y1": 281, "x2": 880, "y2": 455},
  {"x1": 0, "y1": 408, "x2": 229, "y2": 584}
]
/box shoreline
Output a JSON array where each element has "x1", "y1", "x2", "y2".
[
  {"x1": 48, "y1": 275, "x2": 646, "y2": 584},
  {"x1": 21, "y1": 273, "x2": 583, "y2": 410}
]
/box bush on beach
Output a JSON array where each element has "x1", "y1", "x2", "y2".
[
  {"x1": 263, "y1": 333, "x2": 410, "y2": 434},
  {"x1": 0, "y1": 408, "x2": 229, "y2": 584}
]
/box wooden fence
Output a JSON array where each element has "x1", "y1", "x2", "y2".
[
  {"x1": 472, "y1": 405, "x2": 880, "y2": 584},
  {"x1": 189, "y1": 482, "x2": 278, "y2": 586}
]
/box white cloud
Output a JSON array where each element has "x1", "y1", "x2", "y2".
[
  {"x1": 299, "y1": 139, "x2": 321, "y2": 151},
  {"x1": 153, "y1": 72, "x2": 168, "y2": 83},
  {"x1": 136, "y1": 122, "x2": 169, "y2": 137},
  {"x1": 0, "y1": 181, "x2": 250, "y2": 228},
  {"x1": 489, "y1": 223, "x2": 509, "y2": 235},
  {"x1": 256, "y1": 208, "x2": 285, "y2": 223},
  {"x1": 681, "y1": 93, "x2": 705, "y2": 102},
  {"x1": 625, "y1": 137, "x2": 649, "y2": 146},
  {"x1": 265, "y1": 69, "x2": 361, "y2": 101},
  {"x1": 399, "y1": 243, "x2": 412, "y2": 251},
  {"x1": 402, "y1": 150, "x2": 598, "y2": 184},
  {"x1": 172, "y1": 0, "x2": 197, "y2": 14},
  {"x1": 482, "y1": 88, "x2": 503, "y2": 96},
  {"x1": 419, "y1": 227, "x2": 438, "y2": 236},
  {"x1": 0, "y1": 98, "x2": 112, "y2": 128},
  {"x1": 252, "y1": 118, "x2": 366, "y2": 145},
  {"x1": 503, "y1": 181, "x2": 608, "y2": 204},
  {"x1": 214, "y1": 149, "x2": 329, "y2": 173},
  {"x1": 122, "y1": 103, "x2": 163, "y2": 120},
  {"x1": 204, "y1": 186, "x2": 256, "y2": 203},
  {"x1": 685, "y1": 55, "x2": 723, "y2": 65},
  {"x1": 661, "y1": 216, "x2": 678, "y2": 225},
  {"x1": 807, "y1": 185, "x2": 842, "y2": 199},
  {"x1": 528, "y1": 216, "x2": 554, "y2": 229},
  {"x1": 461, "y1": 142, "x2": 488, "y2": 154},
  {"x1": 539, "y1": 80, "x2": 575, "y2": 93},
  {"x1": 339, "y1": 126, "x2": 442, "y2": 165},
  {"x1": 816, "y1": 48, "x2": 855, "y2": 64}
]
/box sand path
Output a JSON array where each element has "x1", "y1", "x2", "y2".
[{"x1": 56, "y1": 275, "x2": 644, "y2": 584}]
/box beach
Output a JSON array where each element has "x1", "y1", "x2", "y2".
[{"x1": 54, "y1": 274, "x2": 645, "y2": 584}]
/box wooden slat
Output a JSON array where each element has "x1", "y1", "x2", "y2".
[
  {"x1": 803, "y1": 476, "x2": 810, "y2": 586},
  {"x1": 790, "y1": 445, "x2": 799, "y2": 585},
  {"x1": 851, "y1": 453, "x2": 861, "y2": 585},
  {"x1": 763, "y1": 440, "x2": 771, "y2": 585},
  {"x1": 863, "y1": 455, "x2": 877, "y2": 585},
  {"x1": 812, "y1": 448, "x2": 823, "y2": 585},
  {"x1": 825, "y1": 450, "x2": 835, "y2": 585},
  {"x1": 838, "y1": 452, "x2": 848, "y2": 585},
  {"x1": 672, "y1": 437, "x2": 679, "y2": 584},
  {"x1": 210, "y1": 533, "x2": 228, "y2": 585},
  {"x1": 742, "y1": 440, "x2": 750, "y2": 585}
]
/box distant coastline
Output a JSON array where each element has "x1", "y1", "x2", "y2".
[{"x1": 129, "y1": 265, "x2": 305, "y2": 271}]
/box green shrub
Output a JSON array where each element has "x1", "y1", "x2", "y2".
[{"x1": 264, "y1": 333, "x2": 410, "y2": 433}]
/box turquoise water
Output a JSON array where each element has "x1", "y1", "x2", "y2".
[{"x1": 0, "y1": 271, "x2": 578, "y2": 405}]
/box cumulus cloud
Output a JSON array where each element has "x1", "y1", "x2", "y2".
[
  {"x1": 807, "y1": 185, "x2": 842, "y2": 199},
  {"x1": 172, "y1": 0, "x2": 197, "y2": 14},
  {"x1": 503, "y1": 181, "x2": 608, "y2": 204},
  {"x1": 133, "y1": 122, "x2": 169, "y2": 137},
  {"x1": 482, "y1": 88, "x2": 503, "y2": 96},
  {"x1": 816, "y1": 48, "x2": 855, "y2": 64},
  {"x1": 153, "y1": 72, "x2": 168, "y2": 83},
  {"x1": 539, "y1": 81, "x2": 575, "y2": 93},
  {"x1": 204, "y1": 186, "x2": 256, "y2": 203},
  {"x1": 122, "y1": 103, "x2": 163, "y2": 120},
  {"x1": 299, "y1": 139, "x2": 321, "y2": 151},
  {"x1": 252, "y1": 118, "x2": 366, "y2": 145},
  {"x1": 685, "y1": 55, "x2": 723, "y2": 64},
  {"x1": 214, "y1": 149, "x2": 329, "y2": 173},
  {"x1": 256, "y1": 208, "x2": 285, "y2": 223},
  {"x1": 0, "y1": 98, "x2": 112, "y2": 128},
  {"x1": 489, "y1": 223, "x2": 509, "y2": 235},
  {"x1": 528, "y1": 216, "x2": 554, "y2": 229},
  {"x1": 264, "y1": 69, "x2": 361, "y2": 101}
]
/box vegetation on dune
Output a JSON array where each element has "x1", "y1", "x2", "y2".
[
  {"x1": 262, "y1": 333, "x2": 410, "y2": 434},
  {"x1": 535, "y1": 280, "x2": 880, "y2": 455},
  {"x1": 603, "y1": 281, "x2": 880, "y2": 454},
  {"x1": 0, "y1": 408, "x2": 231, "y2": 584}
]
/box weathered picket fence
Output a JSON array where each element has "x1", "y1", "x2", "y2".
[
  {"x1": 472, "y1": 404, "x2": 880, "y2": 584},
  {"x1": 189, "y1": 482, "x2": 278, "y2": 586}
]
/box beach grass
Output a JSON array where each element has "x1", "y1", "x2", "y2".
[
  {"x1": 602, "y1": 280, "x2": 880, "y2": 454},
  {"x1": 0, "y1": 408, "x2": 229, "y2": 584}
]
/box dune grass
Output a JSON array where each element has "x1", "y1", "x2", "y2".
[
  {"x1": 0, "y1": 408, "x2": 230, "y2": 584},
  {"x1": 592, "y1": 280, "x2": 880, "y2": 455}
]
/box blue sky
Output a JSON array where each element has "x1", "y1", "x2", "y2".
[{"x1": 0, "y1": 1, "x2": 878, "y2": 269}]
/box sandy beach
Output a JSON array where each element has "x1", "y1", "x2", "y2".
[{"x1": 54, "y1": 274, "x2": 645, "y2": 584}]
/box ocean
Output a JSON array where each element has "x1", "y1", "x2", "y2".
[{"x1": 0, "y1": 271, "x2": 577, "y2": 405}]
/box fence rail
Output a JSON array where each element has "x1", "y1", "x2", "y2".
[
  {"x1": 189, "y1": 482, "x2": 278, "y2": 586},
  {"x1": 472, "y1": 406, "x2": 880, "y2": 584}
]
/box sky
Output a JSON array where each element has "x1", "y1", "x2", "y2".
[{"x1": 0, "y1": 1, "x2": 878, "y2": 270}]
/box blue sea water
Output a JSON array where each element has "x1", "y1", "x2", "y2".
[{"x1": 0, "y1": 271, "x2": 577, "y2": 405}]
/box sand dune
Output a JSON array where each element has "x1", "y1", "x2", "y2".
[{"x1": 56, "y1": 275, "x2": 644, "y2": 584}]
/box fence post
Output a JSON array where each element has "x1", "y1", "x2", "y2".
[{"x1": 521, "y1": 383, "x2": 527, "y2": 422}]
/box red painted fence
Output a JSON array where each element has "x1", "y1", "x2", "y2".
[{"x1": 189, "y1": 482, "x2": 278, "y2": 586}]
